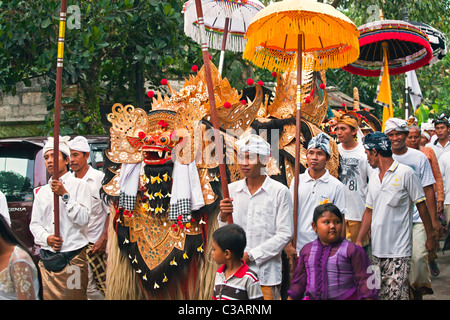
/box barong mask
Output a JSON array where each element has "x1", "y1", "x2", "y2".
[
  {"x1": 126, "y1": 119, "x2": 177, "y2": 166},
  {"x1": 101, "y1": 61, "x2": 264, "y2": 295}
]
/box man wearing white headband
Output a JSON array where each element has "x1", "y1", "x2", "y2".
[
  {"x1": 427, "y1": 114, "x2": 450, "y2": 160},
  {"x1": 70, "y1": 136, "x2": 109, "y2": 300},
  {"x1": 385, "y1": 118, "x2": 441, "y2": 299},
  {"x1": 30, "y1": 136, "x2": 91, "y2": 300},
  {"x1": 219, "y1": 134, "x2": 293, "y2": 300},
  {"x1": 287, "y1": 132, "x2": 347, "y2": 255}
]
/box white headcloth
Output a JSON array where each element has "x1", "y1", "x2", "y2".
[
  {"x1": 69, "y1": 136, "x2": 90, "y2": 152},
  {"x1": 43, "y1": 136, "x2": 71, "y2": 158},
  {"x1": 235, "y1": 134, "x2": 271, "y2": 156},
  {"x1": 384, "y1": 118, "x2": 409, "y2": 134}
]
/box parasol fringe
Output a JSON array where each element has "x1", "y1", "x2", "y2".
[
  {"x1": 185, "y1": 21, "x2": 246, "y2": 53},
  {"x1": 243, "y1": 13, "x2": 359, "y2": 72}
]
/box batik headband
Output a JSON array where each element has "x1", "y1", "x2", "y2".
[
  {"x1": 335, "y1": 112, "x2": 358, "y2": 129},
  {"x1": 384, "y1": 118, "x2": 409, "y2": 134},
  {"x1": 362, "y1": 132, "x2": 391, "y2": 151},
  {"x1": 433, "y1": 113, "x2": 449, "y2": 127},
  {"x1": 307, "y1": 133, "x2": 331, "y2": 156}
]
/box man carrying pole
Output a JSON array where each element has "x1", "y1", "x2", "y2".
[{"x1": 30, "y1": 136, "x2": 91, "y2": 300}]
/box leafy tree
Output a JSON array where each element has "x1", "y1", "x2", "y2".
[
  {"x1": 1, "y1": 0, "x2": 449, "y2": 132},
  {"x1": 0, "y1": 0, "x2": 200, "y2": 135}
]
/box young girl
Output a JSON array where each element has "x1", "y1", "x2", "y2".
[{"x1": 288, "y1": 203, "x2": 378, "y2": 300}]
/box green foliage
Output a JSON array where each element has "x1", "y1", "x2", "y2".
[
  {"x1": 1, "y1": 0, "x2": 449, "y2": 135},
  {"x1": 0, "y1": 0, "x2": 199, "y2": 135}
]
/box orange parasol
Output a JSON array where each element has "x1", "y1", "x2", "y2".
[{"x1": 243, "y1": 0, "x2": 359, "y2": 250}]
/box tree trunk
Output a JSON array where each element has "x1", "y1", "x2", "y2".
[{"x1": 79, "y1": 56, "x2": 105, "y2": 134}]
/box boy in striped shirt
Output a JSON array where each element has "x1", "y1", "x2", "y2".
[{"x1": 212, "y1": 224, "x2": 263, "y2": 300}]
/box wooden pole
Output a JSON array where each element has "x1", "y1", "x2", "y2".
[
  {"x1": 194, "y1": 0, "x2": 232, "y2": 224},
  {"x1": 292, "y1": 34, "x2": 303, "y2": 250},
  {"x1": 218, "y1": 17, "x2": 230, "y2": 75},
  {"x1": 53, "y1": 0, "x2": 68, "y2": 237}
]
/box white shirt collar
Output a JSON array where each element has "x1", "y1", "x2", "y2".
[
  {"x1": 49, "y1": 171, "x2": 72, "y2": 183},
  {"x1": 304, "y1": 168, "x2": 330, "y2": 183},
  {"x1": 235, "y1": 173, "x2": 270, "y2": 195}
]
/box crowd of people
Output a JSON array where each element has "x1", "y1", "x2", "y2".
[
  {"x1": 0, "y1": 136, "x2": 108, "y2": 300},
  {"x1": 0, "y1": 112, "x2": 449, "y2": 300},
  {"x1": 216, "y1": 113, "x2": 449, "y2": 301}
]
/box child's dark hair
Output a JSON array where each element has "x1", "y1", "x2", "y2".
[
  {"x1": 313, "y1": 203, "x2": 343, "y2": 224},
  {"x1": 212, "y1": 224, "x2": 246, "y2": 259}
]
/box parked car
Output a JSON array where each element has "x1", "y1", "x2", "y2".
[{"x1": 0, "y1": 135, "x2": 109, "y2": 257}]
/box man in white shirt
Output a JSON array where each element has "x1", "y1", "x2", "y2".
[
  {"x1": 384, "y1": 118, "x2": 441, "y2": 299},
  {"x1": 289, "y1": 133, "x2": 347, "y2": 253},
  {"x1": 219, "y1": 134, "x2": 293, "y2": 300},
  {"x1": 335, "y1": 112, "x2": 374, "y2": 247},
  {"x1": 70, "y1": 136, "x2": 109, "y2": 300},
  {"x1": 356, "y1": 132, "x2": 436, "y2": 300},
  {"x1": 427, "y1": 114, "x2": 450, "y2": 160},
  {"x1": 30, "y1": 136, "x2": 91, "y2": 300},
  {"x1": 385, "y1": 118, "x2": 441, "y2": 232}
]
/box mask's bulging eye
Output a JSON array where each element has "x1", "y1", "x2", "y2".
[{"x1": 159, "y1": 135, "x2": 170, "y2": 145}]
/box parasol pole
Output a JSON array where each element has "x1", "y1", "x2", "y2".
[
  {"x1": 292, "y1": 33, "x2": 303, "y2": 250},
  {"x1": 405, "y1": 74, "x2": 409, "y2": 120},
  {"x1": 53, "y1": 0, "x2": 68, "y2": 238},
  {"x1": 403, "y1": 7, "x2": 409, "y2": 120},
  {"x1": 194, "y1": 0, "x2": 233, "y2": 224},
  {"x1": 218, "y1": 17, "x2": 230, "y2": 75}
]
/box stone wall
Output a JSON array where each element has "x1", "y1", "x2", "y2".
[{"x1": 0, "y1": 79, "x2": 48, "y2": 138}]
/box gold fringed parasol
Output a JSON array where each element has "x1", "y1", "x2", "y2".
[
  {"x1": 243, "y1": 0, "x2": 359, "y2": 251},
  {"x1": 243, "y1": 0, "x2": 360, "y2": 73}
]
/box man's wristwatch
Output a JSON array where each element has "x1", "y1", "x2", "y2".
[{"x1": 62, "y1": 193, "x2": 70, "y2": 203}]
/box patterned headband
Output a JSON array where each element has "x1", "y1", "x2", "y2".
[
  {"x1": 307, "y1": 133, "x2": 331, "y2": 155},
  {"x1": 362, "y1": 132, "x2": 391, "y2": 151}
]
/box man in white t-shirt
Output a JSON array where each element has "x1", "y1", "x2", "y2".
[
  {"x1": 289, "y1": 133, "x2": 346, "y2": 253},
  {"x1": 426, "y1": 114, "x2": 450, "y2": 160},
  {"x1": 356, "y1": 132, "x2": 436, "y2": 300},
  {"x1": 70, "y1": 136, "x2": 109, "y2": 300},
  {"x1": 335, "y1": 111, "x2": 374, "y2": 247}
]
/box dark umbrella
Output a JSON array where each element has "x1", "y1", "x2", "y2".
[
  {"x1": 342, "y1": 18, "x2": 433, "y2": 128},
  {"x1": 410, "y1": 21, "x2": 447, "y2": 66},
  {"x1": 342, "y1": 19, "x2": 433, "y2": 77}
]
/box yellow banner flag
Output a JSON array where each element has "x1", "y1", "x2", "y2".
[{"x1": 374, "y1": 42, "x2": 393, "y2": 131}]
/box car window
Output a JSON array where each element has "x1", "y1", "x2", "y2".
[
  {"x1": 90, "y1": 142, "x2": 108, "y2": 170},
  {"x1": 0, "y1": 149, "x2": 34, "y2": 202}
]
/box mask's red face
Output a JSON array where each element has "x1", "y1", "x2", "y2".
[{"x1": 126, "y1": 120, "x2": 178, "y2": 165}]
